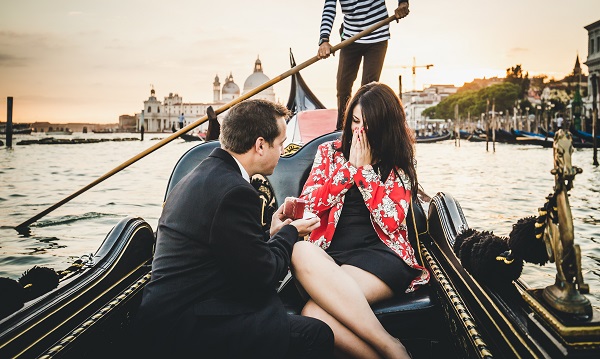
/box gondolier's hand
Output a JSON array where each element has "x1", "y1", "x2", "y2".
[
  {"x1": 394, "y1": 2, "x2": 410, "y2": 22},
  {"x1": 317, "y1": 42, "x2": 333, "y2": 59}
]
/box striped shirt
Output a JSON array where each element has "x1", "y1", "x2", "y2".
[{"x1": 319, "y1": 0, "x2": 406, "y2": 44}]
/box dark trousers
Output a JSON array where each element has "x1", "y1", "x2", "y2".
[
  {"x1": 336, "y1": 41, "x2": 388, "y2": 130},
  {"x1": 287, "y1": 314, "x2": 334, "y2": 359},
  {"x1": 148, "y1": 312, "x2": 333, "y2": 359}
]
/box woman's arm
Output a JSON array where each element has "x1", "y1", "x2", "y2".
[{"x1": 300, "y1": 142, "x2": 355, "y2": 214}]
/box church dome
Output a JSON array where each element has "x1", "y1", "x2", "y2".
[
  {"x1": 243, "y1": 56, "x2": 275, "y2": 102},
  {"x1": 222, "y1": 73, "x2": 240, "y2": 95}
]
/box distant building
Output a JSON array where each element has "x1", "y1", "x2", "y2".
[
  {"x1": 402, "y1": 84, "x2": 458, "y2": 129},
  {"x1": 584, "y1": 19, "x2": 600, "y2": 126},
  {"x1": 133, "y1": 57, "x2": 277, "y2": 133},
  {"x1": 29, "y1": 122, "x2": 117, "y2": 133},
  {"x1": 119, "y1": 115, "x2": 137, "y2": 132}
]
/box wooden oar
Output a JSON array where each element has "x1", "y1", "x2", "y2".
[{"x1": 15, "y1": 14, "x2": 403, "y2": 230}]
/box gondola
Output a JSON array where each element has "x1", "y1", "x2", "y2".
[
  {"x1": 415, "y1": 131, "x2": 452, "y2": 143},
  {"x1": 0, "y1": 128, "x2": 33, "y2": 135},
  {"x1": 570, "y1": 128, "x2": 600, "y2": 142},
  {"x1": 510, "y1": 129, "x2": 554, "y2": 147},
  {"x1": 538, "y1": 126, "x2": 556, "y2": 138},
  {"x1": 2, "y1": 62, "x2": 598, "y2": 359},
  {"x1": 539, "y1": 127, "x2": 594, "y2": 149},
  {"x1": 459, "y1": 130, "x2": 486, "y2": 142},
  {"x1": 179, "y1": 132, "x2": 204, "y2": 142}
]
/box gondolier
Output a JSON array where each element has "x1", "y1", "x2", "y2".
[{"x1": 316, "y1": 0, "x2": 410, "y2": 130}]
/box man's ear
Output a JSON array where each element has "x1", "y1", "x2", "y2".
[{"x1": 255, "y1": 137, "x2": 265, "y2": 155}]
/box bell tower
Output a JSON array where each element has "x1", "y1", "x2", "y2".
[{"x1": 213, "y1": 74, "x2": 221, "y2": 102}]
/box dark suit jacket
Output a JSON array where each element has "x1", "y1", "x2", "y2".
[{"x1": 136, "y1": 148, "x2": 298, "y2": 358}]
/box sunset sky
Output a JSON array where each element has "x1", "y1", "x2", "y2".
[{"x1": 1, "y1": 0, "x2": 599, "y2": 124}]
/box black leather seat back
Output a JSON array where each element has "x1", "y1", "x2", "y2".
[
  {"x1": 164, "y1": 133, "x2": 342, "y2": 204},
  {"x1": 407, "y1": 198, "x2": 427, "y2": 265},
  {"x1": 267, "y1": 132, "x2": 340, "y2": 207},
  {"x1": 164, "y1": 141, "x2": 221, "y2": 201}
]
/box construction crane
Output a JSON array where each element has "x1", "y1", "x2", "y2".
[{"x1": 401, "y1": 57, "x2": 434, "y2": 91}]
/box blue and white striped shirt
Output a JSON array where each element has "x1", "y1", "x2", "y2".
[{"x1": 319, "y1": 0, "x2": 406, "y2": 44}]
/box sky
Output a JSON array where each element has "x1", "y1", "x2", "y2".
[{"x1": 1, "y1": 0, "x2": 599, "y2": 124}]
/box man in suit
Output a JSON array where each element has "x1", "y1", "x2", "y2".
[{"x1": 135, "y1": 100, "x2": 333, "y2": 358}]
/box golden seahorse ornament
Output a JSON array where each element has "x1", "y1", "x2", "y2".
[{"x1": 541, "y1": 129, "x2": 592, "y2": 316}]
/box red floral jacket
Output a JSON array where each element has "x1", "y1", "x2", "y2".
[{"x1": 300, "y1": 140, "x2": 430, "y2": 292}]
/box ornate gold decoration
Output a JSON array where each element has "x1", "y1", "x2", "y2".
[
  {"x1": 540, "y1": 129, "x2": 591, "y2": 315},
  {"x1": 283, "y1": 143, "x2": 302, "y2": 156},
  {"x1": 250, "y1": 175, "x2": 276, "y2": 229},
  {"x1": 523, "y1": 290, "x2": 600, "y2": 344},
  {"x1": 421, "y1": 246, "x2": 493, "y2": 358},
  {"x1": 37, "y1": 272, "x2": 151, "y2": 359}
]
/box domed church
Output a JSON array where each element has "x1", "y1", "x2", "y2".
[
  {"x1": 242, "y1": 57, "x2": 276, "y2": 102},
  {"x1": 135, "y1": 57, "x2": 277, "y2": 132}
]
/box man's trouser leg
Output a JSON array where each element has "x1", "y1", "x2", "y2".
[
  {"x1": 361, "y1": 40, "x2": 388, "y2": 85},
  {"x1": 286, "y1": 314, "x2": 334, "y2": 359}
]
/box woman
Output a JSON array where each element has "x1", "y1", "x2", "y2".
[{"x1": 291, "y1": 82, "x2": 429, "y2": 359}]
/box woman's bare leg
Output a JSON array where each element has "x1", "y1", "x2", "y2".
[
  {"x1": 291, "y1": 241, "x2": 410, "y2": 359},
  {"x1": 302, "y1": 299, "x2": 381, "y2": 359}
]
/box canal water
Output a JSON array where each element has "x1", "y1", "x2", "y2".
[{"x1": 1, "y1": 132, "x2": 598, "y2": 310}]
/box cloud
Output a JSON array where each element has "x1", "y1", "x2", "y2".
[
  {"x1": 508, "y1": 47, "x2": 529, "y2": 56},
  {"x1": 68, "y1": 11, "x2": 83, "y2": 16},
  {"x1": 0, "y1": 30, "x2": 67, "y2": 51},
  {"x1": 0, "y1": 53, "x2": 29, "y2": 67}
]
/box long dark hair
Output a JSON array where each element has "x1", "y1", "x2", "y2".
[{"x1": 340, "y1": 82, "x2": 418, "y2": 197}]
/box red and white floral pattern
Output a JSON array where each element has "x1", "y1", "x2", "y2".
[{"x1": 300, "y1": 140, "x2": 430, "y2": 292}]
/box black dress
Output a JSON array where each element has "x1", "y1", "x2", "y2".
[{"x1": 326, "y1": 184, "x2": 419, "y2": 294}]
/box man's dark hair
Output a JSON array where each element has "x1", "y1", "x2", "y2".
[{"x1": 220, "y1": 99, "x2": 290, "y2": 154}]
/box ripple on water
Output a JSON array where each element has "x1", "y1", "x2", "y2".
[{"x1": 33, "y1": 212, "x2": 119, "y2": 227}]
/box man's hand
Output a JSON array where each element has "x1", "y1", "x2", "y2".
[
  {"x1": 289, "y1": 216, "x2": 320, "y2": 238},
  {"x1": 394, "y1": 2, "x2": 410, "y2": 20},
  {"x1": 270, "y1": 204, "x2": 292, "y2": 237},
  {"x1": 317, "y1": 42, "x2": 333, "y2": 59}
]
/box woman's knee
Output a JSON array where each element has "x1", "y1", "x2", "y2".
[
  {"x1": 301, "y1": 300, "x2": 324, "y2": 319},
  {"x1": 291, "y1": 241, "x2": 318, "y2": 265}
]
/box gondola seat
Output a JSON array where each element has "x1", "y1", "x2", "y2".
[{"x1": 165, "y1": 132, "x2": 437, "y2": 339}]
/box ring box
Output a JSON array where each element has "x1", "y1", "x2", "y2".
[{"x1": 283, "y1": 197, "x2": 306, "y2": 220}]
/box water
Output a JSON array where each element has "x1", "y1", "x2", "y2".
[{"x1": 1, "y1": 133, "x2": 598, "y2": 311}]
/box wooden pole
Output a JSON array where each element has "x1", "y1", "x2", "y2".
[
  {"x1": 492, "y1": 99, "x2": 496, "y2": 152},
  {"x1": 6, "y1": 97, "x2": 13, "y2": 148},
  {"x1": 454, "y1": 103, "x2": 460, "y2": 147},
  {"x1": 14, "y1": 14, "x2": 403, "y2": 231},
  {"x1": 591, "y1": 74, "x2": 598, "y2": 166},
  {"x1": 486, "y1": 99, "x2": 490, "y2": 152}
]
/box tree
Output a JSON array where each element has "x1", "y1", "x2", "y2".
[
  {"x1": 422, "y1": 82, "x2": 520, "y2": 120},
  {"x1": 505, "y1": 64, "x2": 530, "y2": 98}
]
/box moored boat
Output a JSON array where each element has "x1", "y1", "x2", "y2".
[
  {"x1": 570, "y1": 128, "x2": 600, "y2": 142},
  {"x1": 46, "y1": 130, "x2": 73, "y2": 136},
  {"x1": 459, "y1": 130, "x2": 486, "y2": 142},
  {"x1": 0, "y1": 124, "x2": 33, "y2": 135},
  {"x1": 415, "y1": 131, "x2": 451, "y2": 143},
  {"x1": 179, "y1": 132, "x2": 205, "y2": 142}
]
